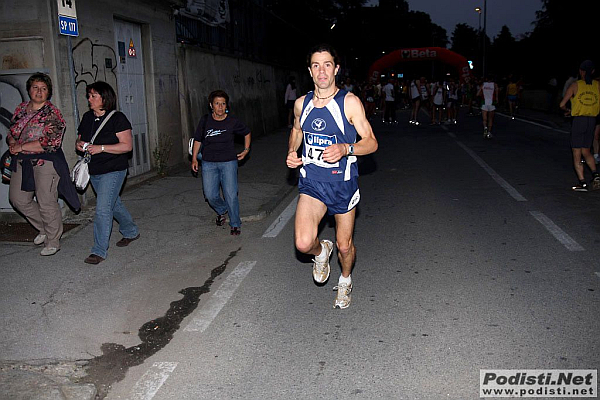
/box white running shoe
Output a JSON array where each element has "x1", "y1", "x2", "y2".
[
  {"x1": 40, "y1": 247, "x2": 59, "y2": 256},
  {"x1": 333, "y1": 282, "x2": 352, "y2": 309},
  {"x1": 34, "y1": 234, "x2": 46, "y2": 245},
  {"x1": 312, "y1": 240, "x2": 333, "y2": 283}
]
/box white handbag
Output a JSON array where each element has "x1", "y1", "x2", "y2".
[
  {"x1": 188, "y1": 138, "x2": 202, "y2": 161},
  {"x1": 72, "y1": 111, "x2": 115, "y2": 190},
  {"x1": 189, "y1": 114, "x2": 208, "y2": 161},
  {"x1": 71, "y1": 156, "x2": 90, "y2": 190}
]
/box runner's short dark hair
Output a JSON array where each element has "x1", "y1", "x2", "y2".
[
  {"x1": 307, "y1": 43, "x2": 340, "y2": 68},
  {"x1": 208, "y1": 90, "x2": 229, "y2": 108}
]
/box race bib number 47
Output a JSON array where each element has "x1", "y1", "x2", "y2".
[{"x1": 303, "y1": 132, "x2": 339, "y2": 168}]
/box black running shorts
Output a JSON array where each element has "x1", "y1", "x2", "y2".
[{"x1": 571, "y1": 116, "x2": 596, "y2": 148}]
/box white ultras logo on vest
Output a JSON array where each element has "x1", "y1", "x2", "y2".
[{"x1": 311, "y1": 118, "x2": 326, "y2": 132}]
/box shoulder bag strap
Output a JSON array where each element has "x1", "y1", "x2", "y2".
[{"x1": 89, "y1": 110, "x2": 116, "y2": 144}]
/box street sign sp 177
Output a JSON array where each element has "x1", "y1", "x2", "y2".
[{"x1": 59, "y1": 15, "x2": 78, "y2": 36}]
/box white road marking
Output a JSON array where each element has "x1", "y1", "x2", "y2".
[
  {"x1": 496, "y1": 112, "x2": 570, "y2": 134},
  {"x1": 456, "y1": 141, "x2": 527, "y2": 202},
  {"x1": 529, "y1": 211, "x2": 584, "y2": 251},
  {"x1": 446, "y1": 120, "x2": 583, "y2": 251},
  {"x1": 129, "y1": 362, "x2": 177, "y2": 400},
  {"x1": 184, "y1": 261, "x2": 256, "y2": 332},
  {"x1": 262, "y1": 195, "x2": 298, "y2": 237}
]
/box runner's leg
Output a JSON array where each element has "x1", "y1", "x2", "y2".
[
  {"x1": 334, "y1": 209, "x2": 356, "y2": 278},
  {"x1": 295, "y1": 194, "x2": 328, "y2": 256}
]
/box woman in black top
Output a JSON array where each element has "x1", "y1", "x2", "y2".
[
  {"x1": 191, "y1": 90, "x2": 251, "y2": 235},
  {"x1": 76, "y1": 81, "x2": 139, "y2": 264}
]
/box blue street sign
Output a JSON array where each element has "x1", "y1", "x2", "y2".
[{"x1": 59, "y1": 15, "x2": 78, "y2": 36}]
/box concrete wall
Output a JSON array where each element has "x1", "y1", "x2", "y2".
[{"x1": 177, "y1": 46, "x2": 297, "y2": 159}]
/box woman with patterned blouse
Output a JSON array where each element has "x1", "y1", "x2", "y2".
[{"x1": 7, "y1": 72, "x2": 80, "y2": 256}]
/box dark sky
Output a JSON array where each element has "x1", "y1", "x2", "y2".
[{"x1": 367, "y1": 0, "x2": 541, "y2": 40}]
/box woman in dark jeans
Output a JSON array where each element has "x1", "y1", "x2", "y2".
[
  {"x1": 76, "y1": 81, "x2": 139, "y2": 264},
  {"x1": 190, "y1": 90, "x2": 251, "y2": 235}
]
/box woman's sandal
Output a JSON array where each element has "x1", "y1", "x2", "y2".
[
  {"x1": 230, "y1": 227, "x2": 240, "y2": 236},
  {"x1": 216, "y1": 213, "x2": 227, "y2": 226}
]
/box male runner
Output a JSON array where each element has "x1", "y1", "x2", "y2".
[
  {"x1": 286, "y1": 44, "x2": 378, "y2": 309},
  {"x1": 409, "y1": 77, "x2": 422, "y2": 125},
  {"x1": 382, "y1": 78, "x2": 396, "y2": 124},
  {"x1": 477, "y1": 75, "x2": 499, "y2": 139},
  {"x1": 559, "y1": 60, "x2": 600, "y2": 191}
]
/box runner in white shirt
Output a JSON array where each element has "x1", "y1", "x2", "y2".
[
  {"x1": 409, "y1": 78, "x2": 422, "y2": 125},
  {"x1": 477, "y1": 75, "x2": 499, "y2": 138},
  {"x1": 430, "y1": 79, "x2": 444, "y2": 125}
]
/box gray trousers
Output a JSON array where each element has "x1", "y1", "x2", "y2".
[{"x1": 9, "y1": 160, "x2": 63, "y2": 248}]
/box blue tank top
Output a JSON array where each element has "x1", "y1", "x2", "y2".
[{"x1": 299, "y1": 89, "x2": 358, "y2": 182}]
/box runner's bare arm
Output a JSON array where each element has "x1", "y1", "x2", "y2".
[
  {"x1": 287, "y1": 96, "x2": 305, "y2": 168},
  {"x1": 559, "y1": 82, "x2": 578, "y2": 111},
  {"x1": 322, "y1": 93, "x2": 378, "y2": 163}
]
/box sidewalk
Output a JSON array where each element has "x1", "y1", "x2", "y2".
[{"x1": 0, "y1": 127, "x2": 295, "y2": 400}]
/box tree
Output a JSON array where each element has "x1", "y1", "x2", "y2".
[
  {"x1": 527, "y1": 0, "x2": 598, "y2": 85},
  {"x1": 489, "y1": 25, "x2": 517, "y2": 75},
  {"x1": 450, "y1": 23, "x2": 478, "y2": 64},
  {"x1": 266, "y1": 0, "x2": 451, "y2": 78}
]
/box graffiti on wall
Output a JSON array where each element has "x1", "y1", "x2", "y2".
[
  {"x1": 72, "y1": 38, "x2": 117, "y2": 92},
  {"x1": 71, "y1": 38, "x2": 118, "y2": 118},
  {"x1": 0, "y1": 74, "x2": 29, "y2": 145},
  {"x1": 232, "y1": 70, "x2": 271, "y2": 86},
  {"x1": 0, "y1": 72, "x2": 31, "y2": 210}
]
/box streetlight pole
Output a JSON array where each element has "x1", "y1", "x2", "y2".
[
  {"x1": 475, "y1": 7, "x2": 482, "y2": 76},
  {"x1": 482, "y1": 0, "x2": 487, "y2": 78}
]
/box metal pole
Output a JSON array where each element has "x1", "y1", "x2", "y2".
[
  {"x1": 67, "y1": 36, "x2": 80, "y2": 126},
  {"x1": 67, "y1": 35, "x2": 84, "y2": 203},
  {"x1": 482, "y1": 0, "x2": 487, "y2": 78},
  {"x1": 478, "y1": 13, "x2": 482, "y2": 75}
]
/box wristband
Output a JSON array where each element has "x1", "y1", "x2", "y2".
[
  {"x1": 244, "y1": 147, "x2": 250, "y2": 151},
  {"x1": 101, "y1": 145, "x2": 105, "y2": 152}
]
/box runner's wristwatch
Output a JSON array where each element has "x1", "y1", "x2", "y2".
[{"x1": 347, "y1": 144, "x2": 354, "y2": 156}]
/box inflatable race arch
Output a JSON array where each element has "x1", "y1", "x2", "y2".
[{"x1": 367, "y1": 47, "x2": 472, "y2": 83}]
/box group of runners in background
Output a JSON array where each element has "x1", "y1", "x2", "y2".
[
  {"x1": 341, "y1": 62, "x2": 599, "y2": 192},
  {"x1": 347, "y1": 74, "x2": 524, "y2": 137}
]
